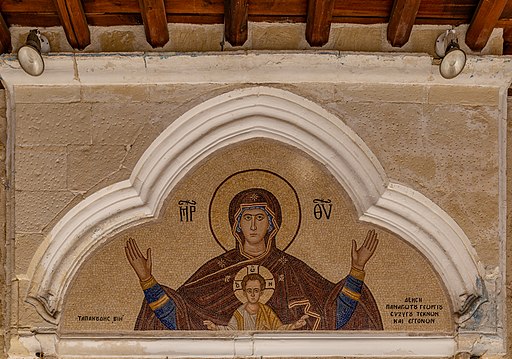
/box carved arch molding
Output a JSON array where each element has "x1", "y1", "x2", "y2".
[{"x1": 26, "y1": 86, "x2": 485, "y2": 357}]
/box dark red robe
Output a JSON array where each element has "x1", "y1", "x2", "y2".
[{"x1": 135, "y1": 243, "x2": 383, "y2": 331}]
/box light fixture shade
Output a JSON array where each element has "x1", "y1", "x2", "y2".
[
  {"x1": 439, "y1": 46, "x2": 466, "y2": 79},
  {"x1": 435, "y1": 29, "x2": 467, "y2": 79},
  {"x1": 18, "y1": 30, "x2": 45, "y2": 76}
]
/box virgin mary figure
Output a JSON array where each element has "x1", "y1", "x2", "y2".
[{"x1": 125, "y1": 188, "x2": 383, "y2": 330}]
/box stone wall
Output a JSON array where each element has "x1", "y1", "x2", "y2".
[
  {"x1": 0, "y1": 89, "x2": 6, "y2": 357},
  {"x1": 507, "y1": 96, "x2": 511, "y2": 358},
  {"x1": 0, "y1": 52, "x2": 509, "y2": 358}
]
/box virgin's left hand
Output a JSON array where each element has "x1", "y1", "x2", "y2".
[{"x1": 351, "y1": 229, "x2": 378, "y2": 270}]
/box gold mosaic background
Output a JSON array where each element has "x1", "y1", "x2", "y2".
[{"x1": 61, "y1": 139, "x2": 453, "y2": 333}]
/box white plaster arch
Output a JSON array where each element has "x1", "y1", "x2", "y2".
[{"x1": 26, "y1": 86, "x2": 484, "y2": 325}]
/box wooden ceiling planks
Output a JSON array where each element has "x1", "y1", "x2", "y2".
[
  {"x1": 82, "y1": 0, "x2": 140, "y2": 13},
  {"x1": 417, "y1": 0, "x2": 478, "y2": 19},
  {"x1": 138, "y1": 0, "x2": 169, "y2": 47},
  {"x1": 224, "y1": 0, "x2": 249, "y2": 46},
  {"x1": 0, "y1": 0, "x2": 486, "y2": 24},
  {"x1": 333, "y1": 0, "x2": 392, "y2": 17},
  {"x1": 2, "y1": 13, "x2": 61, "y2": 28},
  {"x1": 52, "y1": 0, "x2": 90, "y2": 49},
  {"x1": 466, "y1": 0, "x2": 508, "y2": 51},
  {"x1": 1, "y1": 0, "x2": 54, "y2": 13},
  {"x1": 86, "y1": 14, "x2": 143, "y2": 26},
  {"x1": 0, "y1": 0, "x2": 510, "y2": 53},
  {"x1": 387, "y1": 0, "x2": 421, "y2": 47}
]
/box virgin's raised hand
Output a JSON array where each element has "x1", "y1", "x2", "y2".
[
  {"x1": 125, "y1": 238, "x2": 152, "y2": 281},
  {"x1": 351, "y1": 229, "x2": 378, "y2": 270}
]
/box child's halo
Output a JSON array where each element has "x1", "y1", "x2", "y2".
[{"x1": 232, "y1": 265, "x2": 275, "y2": 304}]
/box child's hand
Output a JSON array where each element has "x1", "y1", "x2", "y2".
[
  {"x1": 291, "y1": 314, "x2": 309, "y2": 329},
  {"x1": 203, "y1": 320, "x2": 217, "y2": 330}
]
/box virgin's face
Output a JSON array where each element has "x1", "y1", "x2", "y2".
[{"x1": 239, "y1": 208, "x2": 270, "y2": 245}]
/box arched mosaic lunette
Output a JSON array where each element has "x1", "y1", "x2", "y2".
[{"x1": 26, "y1": 86, "x2": 484, "y2": 325}]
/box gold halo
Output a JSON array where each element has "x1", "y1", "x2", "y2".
[
  {"x1": 209, "y1": 169, "x2": 301, "y2": 251},
  {"x1": 233, "y1": 265, "x2": 275, "y2": 304}
]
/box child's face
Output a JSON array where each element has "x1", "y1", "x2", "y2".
[{"x1": 244, "y1": 279, "x2": 262, "y2": 304}]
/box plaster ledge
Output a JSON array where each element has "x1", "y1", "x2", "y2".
[{"x1": 0, "y1": 52, "x2": 511, "y2": 90}]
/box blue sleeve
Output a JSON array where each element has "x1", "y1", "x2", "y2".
[
  {"x1": 141, "y1": 277, "x2": 177, "y2": 330},
  {"x1": 336, "y1": 270, "x2": 364, "y2": 329}
]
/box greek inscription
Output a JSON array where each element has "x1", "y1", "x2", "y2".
[
  {"x1": 385, "y1": 297, "x2": 443, "y2": 326},
  {"x1": 178, "y1": 200, "x2": 196, "y2": 222},
  {"x1": 77, "y1": 315, "x2": 124, "y2": 323},
  {"x1": 313, "y1": 199, "x2": 332, "y2": 220}
]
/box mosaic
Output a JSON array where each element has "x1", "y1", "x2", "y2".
[{"x1": 62, "y1": 139, "x2": 452, "y2": 333}]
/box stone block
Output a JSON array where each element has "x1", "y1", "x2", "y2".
[
  {"x1": 167, "y1": 24, "x2": 224, "y2": 52},
  {"x1": 15, "y1": 103, "x2": 92, "y2": 146},
  {"x1": 428, "y1": 85, "x2": 500, "y2": 107},
  {"x1": 15, "y1": 146, "x2": 67, "y2": 191},
  {"x1": 281, "y1": 83, "x2": 427, "y2": 104},
  {"x1": 90, "y1": 102, "x2": 153, "y2": 145},
  {"x1": 422, "y1": 105, "x2": 499, "y2": 154},
  {"x1": 93, "y1": 27, "x2": 151, "y2": 53},
  {"x1": 121, "y1": 122, "x2": 165, "y2": 172},
  {"x1": 16, "y1": 280, "x2": 54, "y2": 328},
  {"x1": 0, "y1": 91, "x2": 6, "y2": 154},
  {"x1": 335, "y1": 101, "x2": 500, "y2": 254},
  {"x1": 15, "y1": 233, "x2": 44, "y2": 275},
  {"x1": 328, "y1": 24, "x2": 385, "y2": 52},
  {"x1": 14, "y1": 85, "x2": 81, "y2": 104},
  {"x1": 81, "y1": 85, "x2": 149, "y2": 103},
  {"x1": 147, "y1": 83, "x2": 238, "y2": 105},
  {"x1": 326, "y1": 101, "x2": 425, "y2": 155},
  {"x1": 0, "y1": 89, "x2": 6, "y2": 109},
  {"x1": 441, "y1": 191, "x2": 499, "y2": 265},
  {"x1": 15, "y1": 190, "x2": 75, "y2": 233},
  {"x1": 11, "y1": 28, "x2": 74, "y2": 52},
  {"x1": 67, "y1": 145, "x2": 127, "y2": 191},
  {"x1": 251, "y1": 23, "x2": 306, "y2": 50}
]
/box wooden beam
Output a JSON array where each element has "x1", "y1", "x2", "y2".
[
  {"x1": 466, "y1": 0, "x2": 508, "y2": 51},
  {"x1": 224, "y1": 0, "x2": 248, "y2": 46},
  {"x1": 138, "y1": 0, "x2": 169, "y2": 48},
  {"x1": 0, "y1": 13, "x2": 12, "y2": 54},
  {"x1": 306, "y1": 0, "x2": 335, "y2": 46},
  {"x1": 499, "y1": 0, "x2": 512, "y2": 18},
  {"x1": 504, "y1": 27, "x2": 512, "y2": 54},
  {"x1": 52, "y1": 0, "x2": 90, "y2": 50},
  {"x1": 387, "y1": 0, "x2": 421, "y2": 47}
]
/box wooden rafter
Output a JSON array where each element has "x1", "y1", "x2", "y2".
[
  {"x1": 502, "y1": 0, "x2": 512, "y2": 18},
  {"x1": 504, "y1": 27, "x2": 512, "y2": 55},
  {"x1": 466, "y1": 0, "x2": 508, "y2": 51},
  {"x1": 224, "y1": 0, "x2": 248, "y2": 46},
  {"x1": 306, "y1": 0, "x2": 335, "y2": 47},
  {"x1": 387, "y1": 0, "x2": 421, "y2": 47},
  {"x1": 138, "y1": 0, "x2": 169, "y2": 48},
  {"x1": 0, "y1": 13, "x2": 11, "y2": 54},
  {"x1": 52, "y1": 0, "x2": 90, "y2": 50}
]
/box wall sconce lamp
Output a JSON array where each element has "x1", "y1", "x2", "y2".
[
  {"x1": 17, "y1": 29, "x2": 50, "y2": 76},
  {"x1": 435, "y1": 29, "x2": 466, "y2": 79}
]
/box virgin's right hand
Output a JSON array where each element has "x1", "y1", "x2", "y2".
[{"x1": 125, "y1": 238, "x2": 152, "y2": 281}]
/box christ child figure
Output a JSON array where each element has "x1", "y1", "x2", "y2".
[{"x1": 203, "y1": 273, "x2": 308, "y2": 331}]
